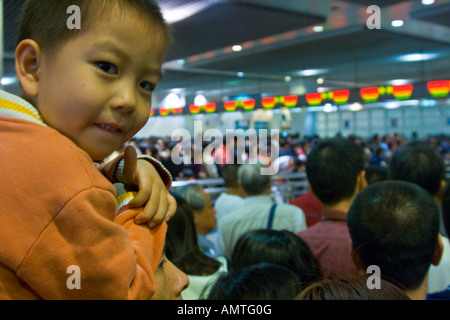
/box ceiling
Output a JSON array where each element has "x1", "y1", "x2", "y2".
[{"x1": 2, "y1": 0, "x2": 450, "y2": 106}]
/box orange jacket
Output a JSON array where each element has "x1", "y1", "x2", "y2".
[{"x1": 0, "y1": 95, "x2": 166, "y2": 299}]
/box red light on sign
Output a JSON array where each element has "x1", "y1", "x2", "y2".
[
  {"x1": 204, "y1": 103, "x2": 216, "y2": 113},
  {"x1": 332, "y1": 90, "x2": 350, "y2": 104},
  {"x1": 242, "y1": 99, "x2": 256, "y2": 111},
  {"x1": 224, "y1": 101, "x2": 237, "y2": 112},
  {"x1": 427, "y1": 80, "x2": 450, "y2": 98},
  {"x1": 262, "y1": 97, "x2": 276, "y2": 109},
  {"x1": 393, "y1": 84, "x2": 413, "y2": 100},
  {"x1": 360, "y1": 87, "x2": 380, "y2": 103},
  {"x1": 283, "y1": 95, "x2": 298, "y2": 107},
  {"x1": 159, "y1": 108, "x2": 170, "y2": 116},
  {"x1": 306, "y1": 93, "x2": 322, "y2": 106}
]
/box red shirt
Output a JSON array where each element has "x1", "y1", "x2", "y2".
[
  {"x1": 297, "y1": 209, "x2": 359, "y2": 279},
  {"x1": 290, "y1": 190, "x2": 323, "y2": 227}
]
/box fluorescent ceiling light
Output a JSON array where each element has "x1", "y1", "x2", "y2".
[
  {"x1": 297, "y1": 69, "x2": 327, "y2": 77},
  {"x1": 391, "y1": 20, "x2": 404, "y2": 27},
  {"x1": 387, "y1": 79, "x2": 412, "y2": 86},
  {"x1": 395, "y1": 53, "x2": 440, "y2": 62},
  {"x1": 160, "y1": 2, "x2": 214, "y2": 24},
  {"x1": 1, "y1": 77, "x2": 18, "y2": 86}
]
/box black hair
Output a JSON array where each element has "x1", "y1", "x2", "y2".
[
  {"x1": 348, "y1": 180, "x2": 440, "y2": 290},
  {"x1": 17, "y1": 0, "x2": 171, "y2": 56},
  {"x1": 230, "y1": 229, "x2": 322, "y2": 286},
  {"x1": 165, "y1": 192, "x2": 221, "y2": 276},
  {"x1": 389, "y1": 141, "x2": 445, "y2": 196},
  {"x1": 204, "y1": 263, "x2": 303, "y2": 300},
  {"x1": 306, "y1": 137, "x2": 365, "y2": 205}
]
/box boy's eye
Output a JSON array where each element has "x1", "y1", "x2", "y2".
[
  {"x1": 96, "y1": 62, "x2": 118, "y2": 75},
  {"x1": 140, "y1": 81, "x2": 155, "y2": 93}
]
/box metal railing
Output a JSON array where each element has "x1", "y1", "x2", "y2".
[{"x1": 171, "y1": 172, "x2": 310, "y2": 204}]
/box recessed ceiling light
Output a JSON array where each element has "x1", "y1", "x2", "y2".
[
  {"x1": 391, "y1": 20, "x2": 404, "y2": 27},
  {"x1": 422, "y1": 0, "x2": 435, "y2": 5},
  {"x1": 284, "y1": 76, "x2": 292, "y2": 82},
  {"x1": 313, "y1": 25, "x2": 324, "y2": 33},
  {"x1": 237, "y1": 72, "x2": 245, "y2": 78},
  {"x1": 232, "y1": 45, "x2": 242, "y2": 52}
]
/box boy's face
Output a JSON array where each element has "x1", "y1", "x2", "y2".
[{"x1": 35, "y1": 13, "x2": 167, "y2": 160}]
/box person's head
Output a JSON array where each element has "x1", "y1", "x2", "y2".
[
  {"x1": 204, "y1": 263, "x2": 303, "y2": 300},
  {"x1": 165, "y1": 192, "x2": 221, "y2": 276},
  {"x1": 348, "y1": 180, "x2": 443, "y2": 295},
  {"x1": 389, "y1": 141, "x2": 446, "y2": 203},
  {"x1": 15, "y1": 1, "x2": 171, "y2": 161},
  {"x1": 152, "y1": 249, "x2": 190, "y2": 300},
  {"x1": 175, "y1": 184, "x2": 216, "y2": 235},
  {"x1": 231, "y1": 229, "x2": 321, "y2": 285},
  {"x1": 221, "y1": 164, "x2": 244, "y2": 194},
  {"x1": 306, "y1": 137, "x2": 366, "y2": 206},
  {"x1": 237, "y1": 163, "x2": 271, "y2": 196},
  {"x1": 116, "y1": 194, "x2": 188, "y2": 300},
  {"x1": 295, "y1": 275, "x2": 410, "y2": 300},
  {"x1": 365, "y1": 165, "x2": 388, "y2": 185}
]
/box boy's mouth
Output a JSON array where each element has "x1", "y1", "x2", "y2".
[{"x1": 95, "y1": 123, "x2": 125, "y2": 134}]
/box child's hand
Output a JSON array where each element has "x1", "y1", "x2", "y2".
[{"x1": 121, "y1": 146, "x2": 176, "y2": 227}]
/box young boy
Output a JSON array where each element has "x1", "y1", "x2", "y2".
[{"x1": 0, "y1": 0, "x2": 175, "y2": 299}]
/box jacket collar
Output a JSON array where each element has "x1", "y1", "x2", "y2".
[{"x1": 0, "y1": 90, "x2": 47, "y2": 126}]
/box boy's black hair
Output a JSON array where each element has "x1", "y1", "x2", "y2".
[{"x1": 17, "y1": 0, "x2": 172, "y2": 56}]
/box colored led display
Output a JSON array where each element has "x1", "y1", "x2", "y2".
[
  {"x1": 332, "y1": 90, "x2": 350, "y2": 104},
  {"x1": 224, "y1": 99, "x2": 255, "y2": 112},
  {"x1": 305, "y1": 92, "x2": 322, "y2": 106},
  {"x1": 261, "y1": 95, "x2": 298, "y2": 109},
  {"x1": 392, "y1": 84, "x2": 413, "y2": 100},
  {"x1": 189, "y1": 103, "x2": 217, "y2": 114},
  {"x1": 360, "y1": 87, "x2": 380, "y2": 102},
  {"x1": 427, "y1": 80, "x2": 450, "y2": 98},
  {"x1": 283, "y1": 95, "x2": 298, "y2": 108}
]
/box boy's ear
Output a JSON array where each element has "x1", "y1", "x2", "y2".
[{"x1": 15, "y1": 39, "x2": 42, "y2": 97}]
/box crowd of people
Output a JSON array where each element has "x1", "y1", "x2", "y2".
[
  {"x1": 126, "y1": 131, "x2": 450, "y2": 182},
  {"x1": 164, "y1": 132, "x2": 450, "y2": 300}
]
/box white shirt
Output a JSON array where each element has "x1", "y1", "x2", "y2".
[
  {"x1": 214, "y1": 192, "x2": 245, "y2": 222},
  {"x1": 428, "y1": 235, "x2": 450, "y2": 294},
  {"x1": 216, "y1": 195, "x2": 307, "y2": 259},
  {"x1": 181, "y1": 256, "x2": 228, "y2": 300}
]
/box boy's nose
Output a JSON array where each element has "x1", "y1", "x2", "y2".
[{"x1": 111, "y1": 86, "x2": 137, "y2": 113}]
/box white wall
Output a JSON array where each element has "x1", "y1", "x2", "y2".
[{"x1": 313, "y1": 101, "x2": 450, "y2": 139}]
